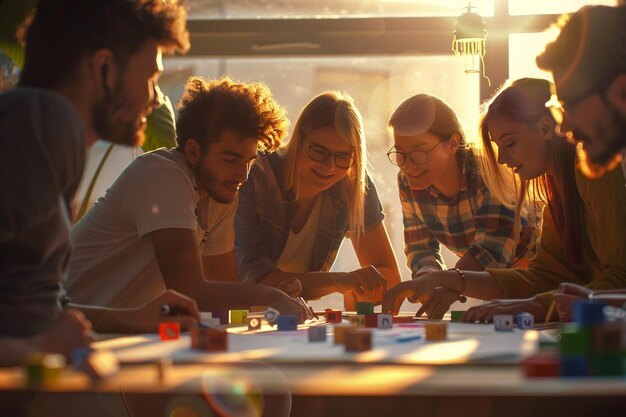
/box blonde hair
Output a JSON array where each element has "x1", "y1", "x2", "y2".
[{"x1": 283, "y1": 91, "x2": 367, "y2": 239}]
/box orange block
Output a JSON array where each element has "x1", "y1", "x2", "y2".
[
  {"x1": 393, "y1": 315, "x2": 414, "y2": 323},
  {"x1": 190, "y1": 327, "x2": 228, "y2": 351},
  {"x1": 159, "y1": 323, "x2": 180, "y2": 340},
  {"x1": 425, "y1": 322, "x2": 447, "y2": 341},
  {"x1": 345, "y1": 329, "x2": 372, "y2": 352},
  {"x1": 333, "y1": 324, "x2": 357, "y2": 344}
]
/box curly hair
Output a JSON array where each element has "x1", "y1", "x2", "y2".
[
  {"x1": 176, "y1": 76, "x2": 288, "y2": 153},
  {"x1": 19, "y1": 0, "x2": 189, "y2": 88}
]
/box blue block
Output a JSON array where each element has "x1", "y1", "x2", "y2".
[
  {"x1": 560, "y1": 355, "x2": 589, "y2": 377},
  {"x1": 516, "y1": 312, "x2": 534, "y2": 329},
  {"x1": 573, "y1": 300, "x2": 605, "y2": 327},
  {"x1": 276, "y1": 315, "x2": 298, "y2": 331}
]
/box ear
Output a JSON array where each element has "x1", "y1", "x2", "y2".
[
  {"x1": 606, "y1": 74, "x2": 626, "y2": 116},
  {"x1": 90, "y1": 48, "x2": 116, "y2": 96},
  {"x1": 537, "y1": 115, "x2": 555, "y2": 139},
  {"x1": 447, "y1": 133, "x2": 460, "y2": 154},
  {"x1": 183, "y1": 138, "x2": 202, "y2": 164}
]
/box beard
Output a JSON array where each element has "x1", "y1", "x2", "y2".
[
  {"x1": 579, "y1": 106, "x2": 626, "y2": 166},
  {"x1": 194, "y1": 162, "x2": 238, "y2": 204},
  {"x1": 93, "y1": 82, "x2": 146, "y2": 147}
]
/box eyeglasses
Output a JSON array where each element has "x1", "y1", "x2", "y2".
[
  {"x1": 387, "y1": 140, "x2": 443, "y2": 167},
  {"x1": 545, "y1": 80, "x2": 609, "y2": 127},
  {"x1": 308, "y1": 144, "x2": 355, "y2": 169}
]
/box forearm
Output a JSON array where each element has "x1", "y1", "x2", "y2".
[
  {"x1": 69, "y1": 303, "x2": 134, "y2": 333},
  {"x1": 455, "y1": 252, "x2": 485, "y2": 271},
  {"x1": 427, "y1": 270, "x2": 504, "y2": 300},
  {"x1": 374, "y1": 265, "x2": 401, "y2": 288},
  {"x1": 260, "y1": 270, "x2": 344, "y2": 300}
]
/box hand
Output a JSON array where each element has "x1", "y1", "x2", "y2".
[
  {"x1": 416, "y1": 287, "x2": 460, "y2": 320},
  {"x1": 382, "y1": 270, "x2": 453, "y2": 315},
  {"x1": 277, "y1": 277, "x2": 303, "y2": 298},
  {"x1": 335, "y1": 265, "x2": 387, "y2": 304},
  {"x1": 261, "y1": 286, "x2": 311, "y2": 322},
  {"x1": 31, "y1": 309, "x2": 94, "y2": 360},
  {"x1": 409, "y1": 266, "x2": 440, "y2": 302},
  {"x1": 132, "y1": 289, "x2": 200, "y2": 332},
  {"x1": 462, "y1": 297, "x2": 547, "y2": 323}
]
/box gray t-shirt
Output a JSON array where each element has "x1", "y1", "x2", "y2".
[{"x1": 0, "y1": 87, "x2": 86, "y2": 337}]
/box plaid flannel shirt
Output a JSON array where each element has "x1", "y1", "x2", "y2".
[{"x1": 400, "y1": 150, "x2": 537, "y2": 275}]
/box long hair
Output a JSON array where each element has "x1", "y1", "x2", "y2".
[
  {"x1": 283, "y1": 91, "x2": 367, "y2": 239},
  {"x1": 479, "y1": 78, "x2": 582, "y2": 265}
]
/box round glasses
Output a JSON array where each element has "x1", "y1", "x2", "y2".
[
  {"x1": 308, "y1": 144, "x2": 355, "y2": 169},
  {"x1": 387, "y1": 140, "x2": 443, "y2": 167}
]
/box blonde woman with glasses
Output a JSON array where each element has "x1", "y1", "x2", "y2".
[{"x1": 235, "y1": 91, "x2": 401, "y2": 310}]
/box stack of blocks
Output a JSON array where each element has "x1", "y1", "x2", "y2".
[
  {"x1": 333, "y1": 324, "x2": 357, "y2": 344},
  {"x1": 524, "y1": 300, "x2": 626, "y2": 378}
]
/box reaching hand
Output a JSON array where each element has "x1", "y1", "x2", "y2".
[
  {"x1": 382, "y1": 271, "x2": 452, "y2": 315},
  {"x1": 277, "y1": 277, "x2": 303, "y2": 298},
  {"x1": 131, "y1": 289, "x2": 200, "y2": 333},
  {"x1": 336, "y1": 265, "x2": 387, "y2": 304},
  {"x1": 552, "y1": 283, "x2": 593, "y2": 322},
  {"x1": 262, "y1": 286, "x2": 311, "y2": 322},
  {"x1": 31, "y1": 309, "x2": 94, "y2": 360},
  {"x1": 462, "y1": 297, "x2": 547, "y2": 323},
  {"x1": 416, "y1": 287, "x2": 460, "y2": 320}
]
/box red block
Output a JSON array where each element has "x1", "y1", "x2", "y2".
[
  {"x1": 159, "y1": 323, "x2": 180, "y2": 340},
  {"x1": 393, "y1": 315, "x2": 414, "y2": 323},
  {"x1": 365, "y1": 314, "x2": 379, "y2": 328},
  {"x1": 523, "y1": 352, "x2": 560, "y2": 378},
  {"x1": 325, "y1": 309, "x2": 342, "y2": 323}
]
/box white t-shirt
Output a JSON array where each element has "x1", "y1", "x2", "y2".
[
  {"x1": 66, "y1": 148, "x2": 235, "y2": 308},
  {"x1": 276, "y1": 197, "x2": 322, "y2": 273}
]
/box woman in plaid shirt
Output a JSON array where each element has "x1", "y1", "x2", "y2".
[{"x1": 387, "y1": 94, "x2": 538, "y2": 277}]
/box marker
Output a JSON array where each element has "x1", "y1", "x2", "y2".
[{"x1": 394, "y1": 335, "x2": 422, "y2": 343}]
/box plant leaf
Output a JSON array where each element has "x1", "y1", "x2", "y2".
[{"x1": 0, "y1": 0, "x2": 36, "y2": 69}]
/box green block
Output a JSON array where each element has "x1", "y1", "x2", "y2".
[
  {"x1": 451, "y1": 311, "x2": 464, "y2": 322},
  {"x1": 559, "y1": 323, "x2": 590, "y2": 356},
  {"x1": 356, "y1": 302, "x2": 374, "y2": 315},
  {"x1": 590, "y1": 353, "x2": 626, "y2": 377}
]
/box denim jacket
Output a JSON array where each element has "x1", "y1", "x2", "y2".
[{"x1": 235, "y1": 151, "x2": 385, "y2": 283}]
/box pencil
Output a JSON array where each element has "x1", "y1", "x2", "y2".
[{"x1": 544, "y1": 300, "x2": 556, "y2": 322}]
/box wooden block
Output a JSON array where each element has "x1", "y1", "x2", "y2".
[
  {"x1": 523, "y1": 352, "x2": 560, "y2": 378},
  {"x1": 493, "y1": 314, "x2": 514, "y2": 331},
  {"x1": 450, "y1": 311, "x2": 464, "y2": 322},
  {"x1": 26, "y1": 353, "x2": 66, "y2": 387},
  {"x1": 308, "y1": 326, "x2": 327, "y2": 342},
  {"x1": 190, "y1": 327, "x2": 228, "y2": 351},
  {"x1": 356, "y1": 302, "x2": 374, "y2": 315},
  {"x1": 393, "y1": 315, "x2": 414, "y2": 323},
  {"x1": 425, "y1": 322, "x2": 447, "y2": 341},
  {"x1": 276, "y1": 315, "x2": 298, "y2": 331},
  {"x1": 365, "y1": 313, "x2": 378, "y2": 328},
  {"x1": 159, "y1": 322, "x2": 180, "y2": 340},
  {"x1": 325, "y1": 309, "x2": 342, "y2": 324},
  {"x1": 264, "y1": 307, "x2": 280, "y2": 324},
  {"x1": 230, "y1": 310, "x2": 248, "y2": 324},
  {"x1": 345, "y1": 329, "x2": 372, "y2": 352},
  {"x1": 516, "y1": 312, "x2": 534, "y2": 329},
  {"x1": 333, "y1": 324, "x2": 357, "y2": 344},
  {"x1": 210, "y1": 309, "x2": 230, "y2": 325},
  {"x1": 378, "y1": 314, "x2": 393, "y2": 329},
  {"x1": 247, "y1": 316, "x2": 262, "y2": 331},
  {"x1": 348, "y1": 314, "x2": 365, "y2": 328}
]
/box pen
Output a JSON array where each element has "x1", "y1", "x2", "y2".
[{"x1": 544, "y1": 300, "x2": 556, "y2": 323}]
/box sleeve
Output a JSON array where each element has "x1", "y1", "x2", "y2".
[
  {"x1": 201, "y1": 199, "x2": 236, "y2": 256},
  {"x1": 534, "y1": 166, "x2": 626, "y2": 305},
  {"x1": 488, "y1": 204, "x2": 587, "y2": 301},
  {"x1": 466, "y1": 185, "x2": 530, "y2": 268},
  {"x1": 398, "y1": 173, "x2": 444, "y2": 274},
  {"x1": 362, "y1": 174, "x2": 385, "y2": 231},
  {"x1": 126, "y1": 167, "x2": 198, "y2": 237},
  {"x1": 234, "y1": 172, "x2": 280, "y2": 283}
]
